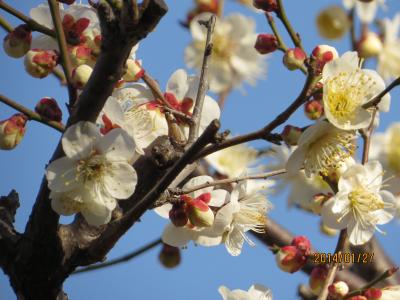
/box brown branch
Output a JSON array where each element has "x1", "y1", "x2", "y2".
[
  {"x1": 0, "y1": 94, "x2": 65, "y2": 132},
  {"x1": 187, "y1": 14, "x2": 216, "y2": 145},
  {"x1": 171, "y1": 169, "x2": 286, "y2": 195},
  {"x1": 47, "y1": 0, "x2": 76, "y2": 106},
  {"x1": 348, "y1": 8, "x2": 357, "y2": 51},
  {"x1": 72, "y1": 238, "x2": 162, "y2": 275},
  {"x1": 363, "y1": 76, "x2": 400, "y2": 109},
  {"x1": 193, "y1": 70, "x2": 317, "y2": 160}
]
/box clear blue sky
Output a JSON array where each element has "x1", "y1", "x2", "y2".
[{"x1": 1, "y1": 0, "x2": 400, "y2": 299}]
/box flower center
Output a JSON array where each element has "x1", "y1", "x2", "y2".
[
  {"x1": 387, "y1": 130, "x2": 400, "y2": 175},
  {"x1": 326, "y1": 70, "x2": 376, "y2": 123},
  {"x1": 305, "y1": 130, "x2": 355, "y2": 176},
  {"x1": 348, "y1": 187, "x2": 384, "y2": 226},
  {"x1": 76, "y1": 151, "x2": 109, "y2": 182}
]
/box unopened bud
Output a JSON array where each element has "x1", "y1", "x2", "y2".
[
  {"x1": 310, "y1": 266, "x2": 328, "y2": 295},
  {"x1": 311, "y1": 45, "x2": 338, "y2": 73},
  {"x1": 71, "y1": 64, "x2": 92, "y2": 89},
  {"x1": 275, "y1": 245, "x2": 307, "y2": 273},
  {"x1": 35, "y1": 97, "x2": 62, "y2": 122},
  {"x1": 0, "y1": 113, "x2": 27, "y2": 150},
  {"x1": 158, "y1": 243, "x2": 181, "y2": 269},
  {"x1": 69, "y1": 45, "x2": 92, "y2": 66},
  {"x1": 316, "y1": 6, "x2": 349, "y2": 40},
  {"x1": 169, "y1": 202, "x2": 188, "y2": 227},
  {"x1": 253, "y1": 0, "x2": 278, "y2": 12},
  {"x1": 255, "y1": 34, "x2": 278, "y2": 54},
  {"x1": 320, "y1": 221, "x2": 338, "y2": 236},
  {"x1": 328, "y1": 281, "x2": 349, "y2": 299},
  {"x1": 364, "y1": 288, "x2": 382, "y2": 300},
  {"x1": 24, "y1": 49, "x2": 58, "y2": 78},
  {"x1": 283, "y1": 48, "x2": 306, "y2": 71},
  {"x1": 304, "y1": 99, "x2": 324, "y2": 120},
  {"x1": 357, "y1": 31, "x2": 383, "y2": 58},
  {"x1": 347, "y1": 297, "x2": 368, "y2": 300},
  {"x1": 291, "y1": 236, "x2": 311, "y2": 255},
  {"x1": 196, "y1": 0, "x2": 219, "y2": 12},
  {"x1": 281, "y1": 125, "x2": 302, "y2": 146},
  {"x1": 123, "y1": 59, "x2": 145, "y2": 82},
  {"x1": 3, "y1": 25, "x2": 32, "y2": 58},
  {"x1": 185, "y1": 195, "x2": 214, "y2": 227}
]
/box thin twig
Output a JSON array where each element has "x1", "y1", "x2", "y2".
[
  {"x1": 317, "y1": 229, "x2": 348, "y2": 300},
  {"x1": 275, "y1": 0, "x2": 304, "y2": 51},
  {"x1": 0, "y1": 94, "x2": 65, "y2": 132},
  {"x1": 188, "y1": 15, "x2": 216, "y2": 145},
  {"x1": 348, "y1": 8, "x2": 357, "y2": 51},
  {"x1": 0, "y1": 1, "x2": 56, "y2": 38},
  {"x1": 193, "y1": 71, "x2": 317, "y2": 160},
  {"x1": 0, "y1": 15, "x2": 13, "y2": 32},
  {"x1": 265, "y1": 12, "x2": 288, "y2": 52},
  {"x1": 72, "y1": 238, "x2": 162, "y2": 275},
  {"x1": 344, "y1": 267, "x2": 399, "y2": 299},
  {"x1": 360, "y1": 108, "x2": 377, "y2": 164},
  {"x1": 47, "y1": 0, "x2": 77, "y2": 106},
  {"x1": 363, "y1": 76, "x2": 400, "y2": 109},
  {"x1": 171, "y1": 169, "x2": 286, "y2": 195}
]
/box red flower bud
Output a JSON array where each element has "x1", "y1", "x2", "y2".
[
  {"x1": 3, "y1": 24, "x2": 32, "y2": 58},
  {"x1": 275, "y1": 245, "x2": 307, "y2": 273},
  {"x1": 311, "y1": 45, "x2": 338, "y2": 73},
  {"x1": 0, "y1": 113, "x2": 27, "y2": 150},
  {"x1": 310, "y1": 266, "x2": 328, "y2": 295},
  {"x1": 253, "y1": 0, "x2": 278, "y2": 12},
  {"x1": 291, "y1": 236, "x2": 311, "y2": 255},
  {"x1": 24, "y1": 49, "x2": 59, "y2": 78},
  {"x1": 169, "y1": 202, "x2": 188, "y2": 227},
  {"x1": 255, "y1": 34, "x2": 277, "y2": 54},
  {"x1": 281, "y1": 125, "x2": 302, "y2": 146},
  {"x1": 328, "y1": 281, "x2": 349, "y2": 299},
  {"x1": 35, "y1": 97, "x2": 62, "y2": 122},
  {"x1": 304, "y1": 99, "x2": 324, "y2": 120},
  {"x1": 283, "y1": 48, "x2": 306, "y2": 71},
  {"x1": 364, "y1": 288, "x2": 382, "y2": 300}
]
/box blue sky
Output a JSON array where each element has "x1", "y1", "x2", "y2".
[{"x1": 1, "y1": 0, "x2": 400, "y2": 299}]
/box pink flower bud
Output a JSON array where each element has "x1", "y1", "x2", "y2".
[
  {"x1": 169, "y1": 202, "x2": 188, "y2": 227},
  {"x1": 3, "y1": 24, "x2": 32, "y2": 58},
  {"x1": 310, "y1": 266, "x2": 328, "y2": 295},
  {"x1": 348, "y1": 297, "x2": 368, "y2": 300},
  {"x1": 184, "y1": 193, "x2": 214, "y2": 227},
  {"x1": 328, "y1": 281, "x2": 349, "y2": 299},
  {"x1": 283, "y1": 48, "x2": 306, "y2": 71},
  {"x1": 71, "y1": 64, "x2": 93, "y2": 89},
  {"x1": 35, "y1": 97, "x2": 62, "y2": 122},
  {"x1": 253, "y1": 0, "x2": 278, "y2": 12},
  {"x1": 281, "y1": 125, "x2": 302, "y2": 146},
  {"x1": 58, "y1": 0, "x2": 76, "y2": 4},
  {"x1": 24, "y1": 49, "x2": 59, "y2": 78},
  {"x1": 69, "y1": 45, "x2": 92, "y2": 66},
  {"x1": 158, "y1": 243, "x2": 181, "y2": 269},
  {"x1": 304, "y1": 99, "x2": 324, "y2": 120},
  {"x1": 311, "y1": 45, "x2": 338, "y2": 73},
  {"x1": 364, "y1": 288, "x2": 382, "y2": 300},
  {"x1": 255, "y1": 34, "x2": 278, "y2": 54},
  {"x1": 0, "y1": 113, "x2": 27, "y2": 150},
  {"x1": 123, "y1": 59, "x2": 145, "y2": 82},
  {"x1": 275, "y1": 245, "x2": 307, "y2": 273},
  {"x1": 357, "y1": 31, "x2": 383, "y2": 59},
  {"x1": 291, "y1": 236, "x2": 311, "y2": 255}
]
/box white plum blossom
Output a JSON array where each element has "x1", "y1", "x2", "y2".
[
  {"x1": 219, "y1": 284, "x2": 273, "y2": 300},
  {"x1": 286, "y1": 120, "x2": 356, "y2": 178},
  {"x1": 158, "y1": 176, "x2": 229, "y2": 247},
  {"x1": 30, "y1": 3, "x2": 99, "y2": 50},
  {"x1": 369, "y1": 123, "x2": 400, "y2": 214},
  {"x1": 322, "y1": 51, "x2": 391, "y2": 130},
  {"x1": 185, "y1": 13, "x2": 265, "y2": 93},
  {"x1": 343, "y1": 0, "x2": 385, "y2": 23},
  {"x1": 205, "y1": 143, "x2": 258, "y2": 178},
  {"x1": 46, "y1": 122, "x2": 138, "y2": 225},
  {"x1": 380, "y1": 286, "x2": 400, "y2": 299},
  {"x1": 194, "y1": 179, "x2": 272, "y2": 256},
  {"x1": 321, "y1": 161, "x2": 396, "y2": 245},
  {"x1": 377, "y1": 14, "x2": 400, "y2": 81}
]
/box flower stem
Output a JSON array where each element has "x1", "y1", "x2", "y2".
[
  {"x1": 276, "y1": 0, "x2": 304, "y2": 52},
  {"x1": 0, "y1": 15, "x2": 13, "y2": 32}
]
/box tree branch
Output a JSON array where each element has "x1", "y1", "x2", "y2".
[
  {"x1": 0, "y1": 14, "x2": 13, "y2": 32},
  {"x1": 363, "y1": 76, "x2": 400, "y2": 109},
  {"x1": 187, "y1": 14, "x2": 216, "y2": 145},
  {"x1": 0, "y1": 94, "x2": 65, "y2": 132}
]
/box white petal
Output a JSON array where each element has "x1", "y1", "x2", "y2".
[
  {"x1": 50, "y1": 191, "x2": 78, "y2": 216},
  {"x1": 193, "y1": 229, "x2": 223, "y2": 247},
  {"x1": 46, "y1": 157, "x2": 79, "y2": 192},
  {"x1": 363, "y1": 160, "x2": 383, "y2": 191},
  {"x1": 356, "y1": 1, "x2": 377, "y2": 23},
  {"x1": 82, "y1": 204, "x2": 112, "y2": 226},
  {"x1": 62, "y1": 121, "x2": 100, "y2": 159},
  {"x1": 321, "y1": 198, "x2": 350, "y2": 230},
  {"x1": 213, "y1": 202, "x2": 238, "y2": 234},
  {"x1": 190, "y1": 13, "x2": 211, "y2": 41},
  {"x1": 31, "y1": 35, "x2": 58, "y2": 50},
  {"x1": 209, "y1": 189, "x2": 229, "y2": 207},
  {"x1": 166, "y1": 69, "x2": 189, "y2": 101},
  {"x1": 154, "y1": 203, "x2": 172, "y2": 219},
  {"x1": 286, "y1": 147, "x2": 307, "y2": 177},
  {"x1": 104, "y1": 162, "x2": 137, "y2": 199},
  {"x1": 218, "y1": 286, "x2": 231, "y2": 300},
  {"x1": 115, "y1": 84, "x2": 154, "y2": 108},
  {"x1": 347, "y1": 219, "x2": 375, "y2": 245},
  {"x1": 322, "y1": 51, "x2": 359, "y2": 81},
  {"x1": 162, "y1": 223, "x2": 193, "y2": 247},
  {"x1": 183, "y1": 175, "x2": 214, "y2": 198},
  {"x1": 225, "y1": 225, "x2": 245, "y2": 256},
  {"x1": 96, "y1": 128, "x2": 135, "y2": 161},
  {"x1": 248, "y1": 284, "x2": 272, "y2": 300},
  {"x1": 99, "y1": 96, "x2": 126, "y2": 126},
  {"x1": 198, "y1": 96, "x2": 221, "y2": 133},
  {"x1": 374, "y1": 190, "x2": 396, "y2": 224},
  {"x1": 30, "y1": 4, "x2": 54, "y2": 28}
]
